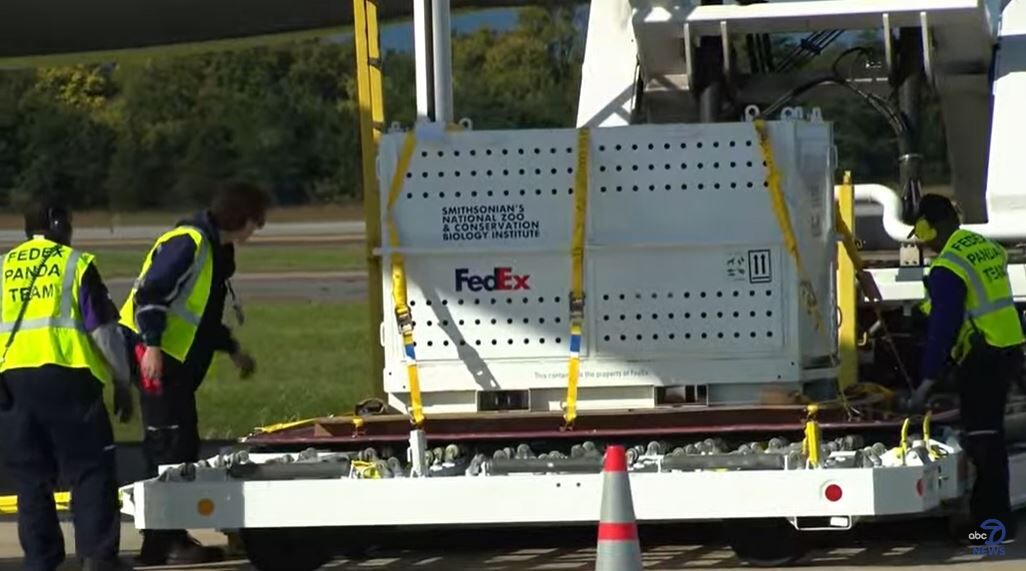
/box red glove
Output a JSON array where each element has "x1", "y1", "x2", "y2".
[{"x1": 134, "y1": 343, "x2": 163, "y2": 396}]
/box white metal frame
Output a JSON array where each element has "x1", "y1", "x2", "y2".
[
  {"x1": 125, "y1": 443, "x2": 971, "y2": 531},
  {"x1": 628, "y1": 0, "x2": 996, "y2": 79},
  {"x1": 125, "y1": 468, "x2": 931, "y2": 530}
]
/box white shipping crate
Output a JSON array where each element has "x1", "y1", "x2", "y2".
[{"x1": 376, "y1": 120, "x2": 838, "y2": 414}]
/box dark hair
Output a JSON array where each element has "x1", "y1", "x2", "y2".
[
  {"x1": 209, "y1": 181, "x2": 271, "y2": 231},
  {"x1": 23, "y1": 196, "x2": 72, "y2": 239},
  {"x1": 914, "y1": 193, "x2": 960, "y2": 227}
]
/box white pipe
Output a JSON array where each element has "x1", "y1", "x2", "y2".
[
  {"x1": 413, "y1": 0, "x2": 433, "y2": 122},
  {"x1": 852, "y1": 184, "x2": 1026, "y2": 242},
  {"x1": 431, "y1": 0, "x2": 454, "y2": 124}
]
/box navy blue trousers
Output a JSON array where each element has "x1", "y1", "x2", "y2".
[
  {"x1": 0, "y1": 367, "x2": 120, "y2": 571},
  {"x1": 956, "y1": 344, "x2": 1021, "y2": 540}
]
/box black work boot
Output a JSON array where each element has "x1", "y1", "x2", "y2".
[
  {"x1": 135, "y1": 529, "x2": 175, "y2": 566},
  {"x1": 165, "y1": 533, "x2": 225, "y2": 565},
  {"x1": 82, "y1": 556, "x2": 136, "y2": 571},
  {"x1": 136, "y1": 530, "x2": 225, "y2": 565}
]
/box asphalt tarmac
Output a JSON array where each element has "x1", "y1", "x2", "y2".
[{"x1": 0, "y1": 513, "x2": 1022, "y2": 570}]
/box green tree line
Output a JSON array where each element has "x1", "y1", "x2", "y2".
[{"x1": 0, "y1": 8, "x2": 947, "y2": 212}]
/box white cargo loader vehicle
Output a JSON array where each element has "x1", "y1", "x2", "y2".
[{"x1": 116, "y1": 1, "x2": 1026, "y2": 569}]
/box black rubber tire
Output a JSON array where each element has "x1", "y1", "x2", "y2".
[
  {"x1": 723, "y1": 518, "x2": 810, "y2": 567},
  {"x1": 240, "y1": 527, "x2": 336, "y2": 571}
]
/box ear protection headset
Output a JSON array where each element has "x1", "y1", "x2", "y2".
[
  {"x1": 47, "y1": 207, "x2": 72, "y2": 242},
  {"x1": 913, "y1": 216, "x2": 937, "y2": 242}
]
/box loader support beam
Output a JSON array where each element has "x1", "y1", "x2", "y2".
[
  {"x1": 695, "y1": 0, "x2": 726, "y2": 122},
  {"x1": 432, "y1": 0, "x2": 455, "y2": 124},
  {"x1": 413, "y1": 0, "x2": 434, "y2": 121},
  {"x1": 354, "y1": 0, "x2": 386, "y2": 397},
  {"x1": 894, "y1": 27, "x2": 925, "y2": 226},
  {"x1": 895, "y1": 28, "x2": 924, "y2": 154},
  {"x1": 836, "y1": 174, "x2": 857, "y2": 391}
]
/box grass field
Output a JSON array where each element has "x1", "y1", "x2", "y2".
[
  {"x1": 106, "y1": 300, "x2": 380, "y2": 442},
  {"x1": 92, "y1": 243, "x2": 367, "y2": 278}
]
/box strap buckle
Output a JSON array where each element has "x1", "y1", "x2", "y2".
[
  {"x1": 395, "y1": 306, "x2": 413, "y2": 333},
  {"x1": 568, "y1": 293, "x2": 585, "y2": 321}
]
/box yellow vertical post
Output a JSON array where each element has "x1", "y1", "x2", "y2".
[
  {"x1": 354, "y1": 0, "x2": 386, "y2": 397},
  {"x1": 836, "y1": 171, "x2": 857, "y2": 390}
]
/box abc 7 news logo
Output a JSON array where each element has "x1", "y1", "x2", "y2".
[{"x1": 967, "y1": 519, "x2": 1007, "y2": 545}]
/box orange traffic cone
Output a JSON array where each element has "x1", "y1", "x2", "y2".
[{"x1": 596, "y1": 444, "x2": 642, "y2": 570}]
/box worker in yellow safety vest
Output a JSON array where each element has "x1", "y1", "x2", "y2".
[
  {"x1": 906, "y1": 194, "x2": 1024, "y2": 545},
  {"x1": 118, "y1": 181, "x2": 268, "y2": 566},
  {"x1": 0, "y1": 198, "x2": 136, "y2": 571}
]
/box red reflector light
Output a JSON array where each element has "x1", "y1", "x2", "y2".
[
  {"x1": 825, "y1": 484, "x2": 843, "y2": 502},
  {"x1": 916, "y1": 479, "x2": 924, "y2": 497}
]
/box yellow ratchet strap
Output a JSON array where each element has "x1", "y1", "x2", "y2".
[
  {"x1": 754, "y1": 120, "x2": 854, "y2": 418},
  {"x1": 898, "y1": 417, "x2": 911, "y2": 464},
  {"x1": 923, "y1": 411, "x2": 940, "y2": 459},
  {"x1": 752, "y1": 119, "x2": 824, "y2": 334},
  {"x1": 387, "y1": 131, "x2": 425, "y2": 427},
  {"x1": 835, "y1": 172, "x2": 863, "y2": 269},
  {"x1": 802, "y1": 405, "x2": 822, "y2": 467},
  {"x1": 254, "y1": 418, "x2": 317, "y2": 435},
  {"x1": 351, "y1": 460, "x2": 382, "y2": 479},
  {"x1": 563, "y1": 128, "x2": 590, "y2": 429},
  {"x1": 836, "y1": 216, "x2": 864, "y2": 271}
]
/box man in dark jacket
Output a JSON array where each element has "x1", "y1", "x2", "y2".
[{"x1": 119, "y1": 181, "x2": 268, "y2": 565}]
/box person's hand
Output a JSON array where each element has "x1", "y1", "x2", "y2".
[
  {"x1": 113, "y1": 383, "x2": 134, "y2": 423},
  {"x1": 857, "y1": 269, "x2": 883, "y2": 303},
  {"x1": 141, "y1": 346, "x2": 163, "y2": 380},
  {"x1": 231, "y1": 349, "x2": 256, "y2": 379}
]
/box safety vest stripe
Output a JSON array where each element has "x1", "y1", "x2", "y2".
[
  {"x1": 938, "y1": 251, "x2": 1016, "y2": 320},
  {"x1": 0, "y1": 316, "x2": 86, "y2": 333},
  {"x1": 967, "y1": 296, "x2": 1016, "y2": 318},
  {"x1": 169, "y1": 305, "x2": 202, "y2": 326},
  {"x1": 133, "y1": 305, "x2": 200, "y2": 327},
  {"x1": 166, "y1": 232, "x2": 209, "y2": 326},
  {"x1": 58, "y1": 251, "x2": 81, "y2": 319},
  {"x1": 163, "y1": 257, "x2": 197, "y2": 303},
  {"x1": 131, "y1": 230, "x2": 209, "y2": 331},
  {"x1": 937, "y1": 251, "x2": 989, "y2": 304}
]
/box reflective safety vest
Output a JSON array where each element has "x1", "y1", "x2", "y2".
[
  {"x1": 0, "y1": 238, "x2": 112, "y2": 384},
  {"x1": 119, "y1": 226, "x2": 213, "y2": 362},
  {"x1": 920, "y1": 228, "x2": 1025, "y2": 363}
]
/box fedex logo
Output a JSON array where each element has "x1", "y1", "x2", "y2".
[{"x1": 455, "y1": 267, "x2": 530, "y2": 292}]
